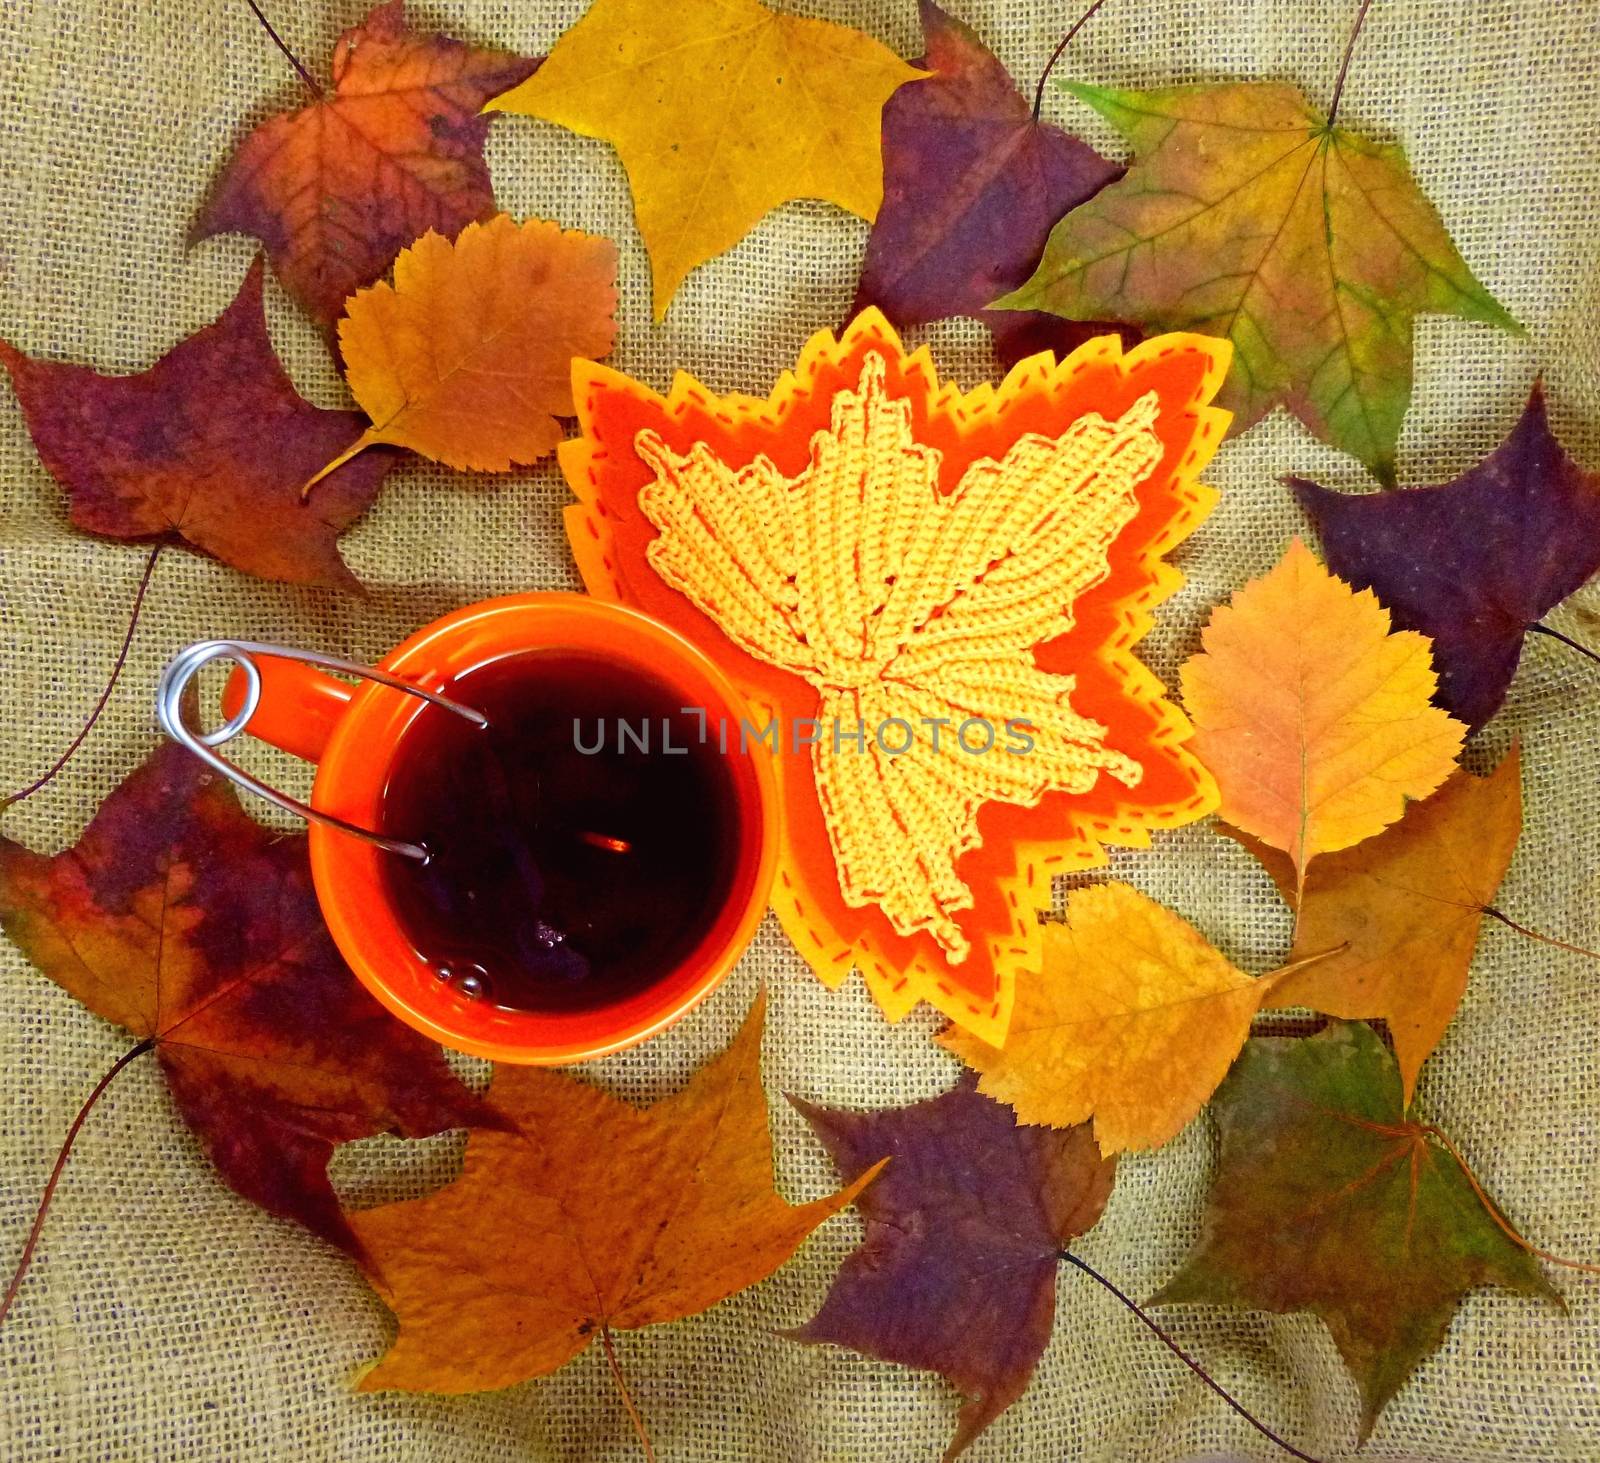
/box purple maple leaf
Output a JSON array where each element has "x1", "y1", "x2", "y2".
[
  {"x1": 789, "y1": 1075, "x2": 1115, "y2": 1459},
  {"x1": 0, "y1": 741, "x2": 509, "y2": 1262},
  {"x1": 851, "y1": 0, "x2": 1134, "y2": 369},
  {"x1": 0, "y1": 258, "x2": 396, "y2": 591},
  {"x1": 1292, "y1": 383, "x2": 1600, "y2": 730}
]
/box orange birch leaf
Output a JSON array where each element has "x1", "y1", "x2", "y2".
[
  {"x1": 193, "y1": 0, "x2": 540, "y2": 330},
  {"x1": 1229, "y1": 749, "x2": 1523, "y2": 1105},
  {"x1": 350, "y1": 992, "x2": 879, "y2": 1392},
  {"x1": 308, "y1": 215, "x2": 618, "y2": 484},
  {"x1": 560, "y1": 311, "x2": 1229, "y2": 1043},
  {"x1": 1179, "y1": 538, "x2": 1466, "y2": 898}
]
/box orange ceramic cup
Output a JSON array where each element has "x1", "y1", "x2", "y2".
[{"x1": 220, "y1": 593, "x2": 779, "y2": 1065}]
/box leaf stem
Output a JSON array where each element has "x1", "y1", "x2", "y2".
[
  {"x1": 243, "y1": 0, "x2": 323, "y2": 99},
  {"x1": 1529, "y1": 620, "x2": 1600, "y2": 670},
  {"x1": 1062, "y1": 1251, "x2": 1322, "y2": 1463},
  {"x1": 1481, "y1": 906, "x2": 1600, "y2": 964},
  {"x1": 1292, "y1": 859, "x2": 1307, "y2": 947},
  {"x1": 1326, "y1": 0, "x2": 1375, "y2": 125},
  {"x1": 3, "y1": 545, "x2": 162, "y2": 810},
  {"x1": 1, "y1": 1037, "x2": 156, "y2": 1327},
  {"x1": 1033, "y1": 0, "x2": 1113, "y2": 121},
  {"x1": 301, "y1": 433, "x2": 372, "y2": 499},
  {"x1": 1422, "y1": 1126, "x2": 1600, "y2": 1277},
  {"x1": 599, "y1": 1321, "x2": 658, "y2": 1462},
  {"x1": 1264, "y1": 940, "x2": 1348, "y2": 984}
]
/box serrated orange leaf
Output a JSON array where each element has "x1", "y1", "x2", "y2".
[
  {"x1": 307, "y1": 215, "x2": 618, "y2": 485},
  {"x1": 1179, "y1": 539, "x2": 1465, "y2": 899},
  {"x1": 561, "y1": 310, "x2": 1229, "y2": 1043},
  {"x1": 487, "y1": 0, "x2": 925, "y2": 318},
  {"x1": 941, "y1": 882, "x2": 1273, "y2": 1153},
  {"x1": 350, "y1": 993, "x2": 878, "y2": 1392},
  {"x1": 1231, "y1": 749, "x2": 1522, "y2": 1106}
]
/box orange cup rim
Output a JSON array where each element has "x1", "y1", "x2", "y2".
[{"x1": 307, "y1": 593, "x2": 779, "y2": 1064}]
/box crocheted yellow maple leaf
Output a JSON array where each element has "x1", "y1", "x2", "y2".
[
  {"x1": 634, "y1": 353, "x2": 1161, "y2": 958},
  {"x1": 561, "y1": 311, "x2": 1229, "y2": 1043}
]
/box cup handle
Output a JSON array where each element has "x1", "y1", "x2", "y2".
[
  {"x1": 220, "y1": 653, "x2": 353, "y2": 763},
  {"x1": 155, "y1": 639, "x2": 487, "y2": 862}
]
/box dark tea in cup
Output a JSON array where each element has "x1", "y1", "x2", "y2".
[
  {"x1": 196, "y1": 593, "x2": 777, "y2": 1063},
  {"x1": 376, "y1": 649, "x2": 744, "y2": 1015}
]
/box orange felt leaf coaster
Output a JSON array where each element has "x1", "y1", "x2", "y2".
[{"x1": 560, "y1": 312, "x2": 1229, "y2": 1042}]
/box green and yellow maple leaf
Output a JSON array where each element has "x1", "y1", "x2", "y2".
[
  {"x1": 1154, "y1": 1021, "x2": 1557, "y2": 1439},
  {"x1": 997, "y1": 82, "x2": 1518, "y2": 482}
]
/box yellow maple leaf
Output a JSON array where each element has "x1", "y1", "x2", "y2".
[
  {"x1": 941, "y1": 882, "x2": 1281, "y2": 1153},
  {"x1": 487, "y1": 0, "x2": 924, "y2": 317},
  {"x1": 560, "y1": 313, "x2": 1229, "y2": 1041},
  {"x1": 1179, "y1": 538, "x2": 1465, "y2": 900},
  {"x1": 636, "y1": 353, "x2": 1165, "y2": 961}
]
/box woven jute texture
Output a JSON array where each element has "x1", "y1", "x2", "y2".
[{"x1": 2, "y1": 2, "x2": 1597, "y2": 1459}]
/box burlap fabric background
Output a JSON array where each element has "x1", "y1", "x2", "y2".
[{"x1": 2, "y1": 1, "x2": 1597, "y2": 1458}]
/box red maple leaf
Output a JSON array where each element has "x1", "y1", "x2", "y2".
[
  {"x1": 0, "y1": 258, "x2": 396, "y2": 589},
  {"x1": 193, "y1": 0, "x2": 539, "y2": 329}
]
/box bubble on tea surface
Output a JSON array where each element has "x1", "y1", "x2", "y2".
[
  {"x1": 532, "y1": 919, "x2": 566, "y2": 951},
  {"x1": 436, "y1": 962, "x2": 492, "y2": 1001}
]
